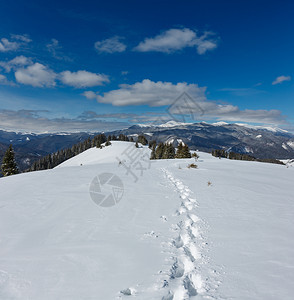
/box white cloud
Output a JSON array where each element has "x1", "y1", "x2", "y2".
[
  {"x1": 134, "y1": 28, "x2": 218, "y2": 54},
  {"x1": 94, "y1": 79, "x2": 206, "y2": 106},
  {"x1": 0, "y1": 38, "x2": 19, "y2": 52},
  {"x1": 60, "y1": 70, "x2": 109, "y2": 88},
  {"x1": 46, "y1": 38, "x2": 61, "y2": 57},
  {"x1": 0, "y1": 55, "x2": 32, "y2": 72},
  {"x1": 94, "y1": 36, "x2": 127, "y2": 53},
  {"x1": 0, "y1": 74, "x2": 15, "y2": 86},
  {"x1": 2, "y1": 57, "x2": 109, "y2": 89},
  {"x1": 85, "y1": 79, "x2": 285, "y2": 124},
  {"x1": 0, "y1": 34, "x2": 31, "y2": 52},
  {"x1": 0, "y1": 74, "x2": 8, "y2": 84},
  {"x1": 46, "y1": 38, "x2": 71, "y2": 61},
  {"x1": 15, "y1": 63, "x2": 57, "y2": 87},
  {"x1": 10, "y1": 34, "x2": 32, "y2": 43},
  {"x1": 82, "y1": 91, "x2": 97, "y2": 99},
  {"x1": 272, "y1": 75, "x2": 291, "y2": 85}
]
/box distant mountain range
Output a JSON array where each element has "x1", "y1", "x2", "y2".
[
  {"x1": 0, "y1": 121, "x2": 294, "y2": 173},
  {"x1": 110, "y1": 121, "x2": 294, "y2": 159},
  {"x1": 0, "y1": 130, "x2": 96, "y2": 172}
]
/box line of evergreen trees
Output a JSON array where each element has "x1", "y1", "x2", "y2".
[
  {"x1": 150, "y1": 142, "x2": 192, "y2": 160},
  {"x1": 1, "y1": 133, "x2": 193, "y2": 176},
  {"x1": 26, "y1": 133, "x2": 131, "y2": 172},
  {"x1": 212, "y1": 149, "x2": 284, "y2": 165}
]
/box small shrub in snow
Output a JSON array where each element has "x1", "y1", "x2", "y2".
[
  {"x1": 120, "y1": 287, "x2": 134, "y2": 295},
  {"x1": 187, "y1": 163, "x2": 197, "y2": 169},
  {"x1": 191, "y1": 152, "x2": 199, "y2": 160}
]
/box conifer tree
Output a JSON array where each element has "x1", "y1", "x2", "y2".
[
  {"x1": 175, "y1": 142, "x2": 191, "y2": 158},
  {"x1": 162, "y1": 143, "x2": 175, "y2": 159},
  {"x1": 175, "y1": 142, "x2": 184, "y2": 158},
  {"x1": 148, "y1": 140, "x2": 156, "y2": 149},
  {"x1": 155, "y1": 142, "x2": 165, "y2": 159},
  {"x1": 150, "y1": 143, "x2": 156, "y2": 159},
  {"x1": 1, "y1": 145, "x2": 19, "y2": 176},
  {"x1": 137, "y1": 134, "x2": 148, "y2": 145},
  {"x1": 182, "y1": 144, "x2": 191, "y2": 158}
]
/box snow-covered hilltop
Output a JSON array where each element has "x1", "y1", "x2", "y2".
[{"x1": 1, "y1": 141, "x2": 294, "y2": 299}]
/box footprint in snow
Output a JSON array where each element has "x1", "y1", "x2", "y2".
[
  {"x1": 160, "y1": 215, "x2": 168, "y2": 222},
  {"x1": 120, "y1": 287, "x2": 135, "y2": 296},
  {"x1": 144, "y1": 231, "x2": 159, "y2": 238}
]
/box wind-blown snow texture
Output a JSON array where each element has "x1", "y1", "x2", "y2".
[{"x1": 0, "y1": 141, "x2": 293, "y2": 299}]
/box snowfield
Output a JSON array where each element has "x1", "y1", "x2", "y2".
[{"x1": 0, "y1": 141, "x2": 294, "y2": 299}]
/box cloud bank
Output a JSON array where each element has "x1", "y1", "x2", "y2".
[
  {"x1": 0, "y1": 56, "x2": 110, "y2": 88},
  {"x1": 0, "y1": 109, "x2": 128, "y2": 133},
  {"x1": 134, "y1": 28, "x2": 218, "y2": 54},
  {"x1": 84, "y1": 79, "x2": 286, "y2": 125}
]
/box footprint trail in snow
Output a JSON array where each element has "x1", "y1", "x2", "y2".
[
  {"x1": 161, "y1": 168, "x2": 206, "y2": 299},
  {"x1": 119, "y1": 168, "x2": 219, "y2": 299}
]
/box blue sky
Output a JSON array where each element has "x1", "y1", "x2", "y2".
[{"x1": 0, "y1": 0, "x2": 294, "y2": 133}]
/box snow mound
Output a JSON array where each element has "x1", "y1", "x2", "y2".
[{"x1": 57, "y1": 141, "x2": 150, "y2": 167}]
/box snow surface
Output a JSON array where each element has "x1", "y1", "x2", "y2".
[
  {"x1": 234, "y1": 123, "x2": 289, "y2": 133},
  {"x1": 286, "y1": 141, "x2": 294, "y2": 150},
  {"x1": 1, "y1": 141, "x2": 294, "y2": 299},
  {"x1": 158, "y1": 121, "x2": 193, "y2": 128},
  {"x1": 281, "y1": 159, "x2": 294, "y2": 168},
  {"x1": 137, "y1": 121, "x2": 193, "y2": 128},
  {"x1": 211, "y1": 122, "x2": 229, "y2": 126}
]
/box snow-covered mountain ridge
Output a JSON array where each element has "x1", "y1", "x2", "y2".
[
  {"x1": 113, "y1": 122, "x2": 294, "y2": 159},
  {"x1": 137, "y1": 120, "x2": 289, "y2": 133},
  {"x1": 1, "y1": 141, "x2": 293, "y2": 299}
]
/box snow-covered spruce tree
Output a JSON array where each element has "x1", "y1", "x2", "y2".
[
  {"x1": 155, "y1": 142, "x2": 165, "y2": 159},
  {"x1": 181, "y1": 144, "x2": 191, "y2": 158},
  {"x1": 148, "y1": 140, "x2": 156, "y2": 149},
  {"x1": 150, "y1": 143, "x2": 156, "y2": 160},
  {"x1": 1, "y1": 144, "x2": 19, "y2": 177},
  {"x1": 137, "y1": 134, "x2": 148, "y2": 145},
  {"x1": 175, "y1": 142, "x2": 191, "y2": 158},
  {"x1": 175, "y1": 142, "x2": 184, "y2": 158},
  {"x1": 162, "y1": 143, "x2": 175, "y2": 159}
]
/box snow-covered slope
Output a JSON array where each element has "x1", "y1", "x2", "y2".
[{"x1": 0, "y1": 141, "x2": 294, "y2": 299}]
